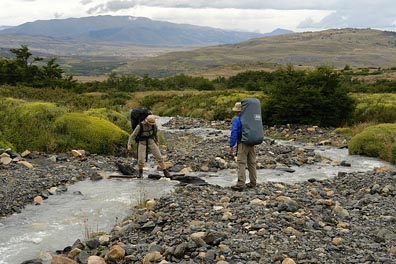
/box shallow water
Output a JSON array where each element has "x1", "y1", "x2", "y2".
[
  {"x1": 0, "y1": 178, "x2": 176, "y2": 264},
  {"x1": 0, "y1": 118, "x2": 393, "y2": 263},
  {"x1": 200, "y1": 145, "x2": 393, "y2": 187}
]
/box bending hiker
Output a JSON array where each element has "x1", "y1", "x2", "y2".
[
  {"x1": 229, "y1": 100, "x2": 262, "y2": 191},
  {"x1": 127, "y1": 115, "x2": 171, "y2": 178}
]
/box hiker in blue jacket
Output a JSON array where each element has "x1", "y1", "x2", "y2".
[{"x1": 229, "y1": 102, "x2": 257, "y2": 190}]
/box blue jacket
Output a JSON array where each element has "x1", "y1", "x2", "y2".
[{"x1": 230, "y1": 114, "x2": 242, "y2": 147}]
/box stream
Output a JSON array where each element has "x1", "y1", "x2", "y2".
[{"x1": 0, "y1": 119, "x2": 393, "y2": 264}]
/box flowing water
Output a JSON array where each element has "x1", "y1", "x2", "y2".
[
  {"x1": 0, "y1": 178, "x2": 177, "y2": 264},
  {"x1": 0, "y1": 118, "x2": 393, "y2": 263},
  {"x1": 201, "y1": 144, "x2": 393, "y2": 187}
]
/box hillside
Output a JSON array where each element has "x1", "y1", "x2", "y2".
[
  {"x1": 117, "y1": 28, "x2": 396, "y2": 77},
  {"x1": 0, "y1": 33, "x2": 193, "y2": 76},
  {"x1": 2, "y1": 27, "x2": 396, "y2": 78},
  {"x1": 0, "y1": 15, "x2": 264, "y2": 47}
]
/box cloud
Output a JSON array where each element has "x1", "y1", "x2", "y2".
[
  {"x1": 54, "y1": 12, "x2": 63, "y2": 18},
  {"x1": 80, "y1": 0, "x2": 93, "y2": 4},
  {"x1": 2, "y1": 0, "x2": 395, "y2": 33},
  {"x1": 85, "y1": 0, "x2": 396, "y2": 13},
  {"x1": 87, "y1": 0, "x2": 341, "y2": 13},
  {"x1": 298, "y1": 6, "x2": 396, "y2": 30}
]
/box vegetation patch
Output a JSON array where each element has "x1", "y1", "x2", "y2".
[
  {"x1": 54, "y1": 113, "x2": 129, "y2": 154},
  {"x1": 84, "y1": 108, "x2": 131, "y2": 132},
  {"x1": 348, "y1": 123, "x2": 396, "y2": 163},
  {"x1": 0, "y1": 98, "x2": 66, "y2": 152},
  {"x1": 137, "y1": 90, "x2": 266, "y2": 120},
  {"x1": 352, "y1": 93, "x2": 396, "y2": 123},
  {"x1": 333, "y1": 127, "x2": 353, "y2": 136}
]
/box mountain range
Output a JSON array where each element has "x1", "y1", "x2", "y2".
[
  {"x1": 0, "y1": 15, "x2": 279, "y2": 47},
  {"x1": 116, "y1": 28, "x2": 396, "y2": 77},
  {"x1": 1, "y1": 16, "x2": 396, "y2": 78}
]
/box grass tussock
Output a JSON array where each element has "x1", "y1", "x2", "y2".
[
  {"x1": 348, "y1": 123, "x2": 396, "y2": 164},
  {"x1": 54, "y1": 113, "x2": 129, "y2": 154},
  {"x1": 0, "y1": 97, "x2": 129, "y2": 154}
]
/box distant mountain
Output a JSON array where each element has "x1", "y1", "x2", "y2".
[
  {"x1": 262, "y1": 28, "x2": 294, "y2": 37},
  {"x1": 0, "y1": 15, "x2": 264, "y2": 47},
  {"x1": 118, "y1": 28, "x2": 396, "y2": 77},
  {"x1": 0, "y1": 26, "x2": 13, "y2": 31}
]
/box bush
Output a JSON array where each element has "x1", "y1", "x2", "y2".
[
  {"x1": 348, "y1": 123, "x2": 396, "y2": 163},
  {"x1": 352, "y1": 93, "x2": 396, "y2": 124},
  {"x1": 0, "y1": 131, "x2": 14, "y2": 149},
  {"x1": 84, "y1": 108, "x2": 131, "y2": 132},
  {"x1": 333, "y1": 127, "x2": 352, "y2": 136},
  {"x1": 54, "y1": 113, "x2": 129, "y2": 154},
  {"x1": 262, "y1": 66, "x2": 355, "y2": 126},
  {"x1": 0, "y1": 98, "x2": 66, "y2": 152},
  {"x1": 138, "y1": 90, "x2": 266, "y2": 121}
]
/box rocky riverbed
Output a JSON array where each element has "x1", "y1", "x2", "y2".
[
  {"x1": 49, "y1": 170, "x2": 396, "y2": 264},
  {"x1": 0, "y1": 117, "x2": 342, "y2": 218},
  {"x1": 1, "y1": 117, "x2": 395, "y2": 264}
]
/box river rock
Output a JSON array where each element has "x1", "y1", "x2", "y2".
[
  {"x1": 105, "y1": 245, "x2": 125, "y2": 260},
  {"x1": 17, "y1": 160, "x2": 34, "y2": 168},
  {"x1": 87, "y1": 256, "x2": 106, "y2": 264},
  {"x1": 51, "y1": 255, "x2": 77, "y2": 264}
]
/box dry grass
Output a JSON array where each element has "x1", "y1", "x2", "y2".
[
  {"x1": 119, "y1": 28, "x2": 396, "y2": 78},
  {"x1": 74, "y1": 75, "x2": 108, "y2": 82},
  {"x1": 350, "y1": 121, "x2": 379, "y2": 136}
]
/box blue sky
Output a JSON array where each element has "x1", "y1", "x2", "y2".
[{"x1": 1, "y1": 0, "x2": 395, "y2": 33}]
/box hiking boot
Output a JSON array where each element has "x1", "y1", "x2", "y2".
[
  {"x1": 246, "y1": 182, "x2": 256, "y2": 188},
  {"x1": 138, "y1": 169, "x2": 143, "y2": 178},
  {"x1": 231, "y1": 185, "x2": 245, "y2": 191},
  {"x1": 163, "y1": 169, "x2": 171, "y2": 178}
]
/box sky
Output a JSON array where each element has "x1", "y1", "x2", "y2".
[{"x1": 0, "y1": 0, "x2": 396, "y2": 33}]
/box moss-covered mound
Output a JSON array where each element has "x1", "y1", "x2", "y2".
[
  {"x1": 54, "y1": 113, "x2": 129, "y2": 154},
  {"x1": 348, "y1": 123, "x2": 396, "y2": 163},
  {"x1": 84, "y1": 108, "x2": 131, "y2": 132},
  {"x1": 0, "y1": 98, "x2": 67, "y2": 152}
]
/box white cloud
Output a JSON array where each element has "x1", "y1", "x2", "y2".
[
  {"x1": 123, "y1": 7, "x2": 331, "y2": 33},
  {"x1": 0, "y1": 0, "x2": 395, "y2": 33}
]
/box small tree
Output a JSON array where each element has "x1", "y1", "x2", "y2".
[{"x1": 262, "y1": 66, "x2": 355, "y2": 127}]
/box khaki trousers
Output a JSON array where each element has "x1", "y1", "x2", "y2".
[
  {"x1": 236, "y1": 143, "x2": 257, "y2": 186},
  {"x1": 137, "y1": 138, "x2": 165, "y2": 169}
]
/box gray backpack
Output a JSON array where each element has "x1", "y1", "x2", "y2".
[{"x1": 240, "y1": 98, "x2": 264, "y2": 145}]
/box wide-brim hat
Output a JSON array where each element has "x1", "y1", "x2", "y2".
[
  {"x1": 232, "y1": 102, "x2": 242, "y2": 112},
  {"x1": 145, "y1": 115, "x2": 156, "y2": 125}
]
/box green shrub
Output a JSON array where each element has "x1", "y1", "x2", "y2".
[
  {"x1": 352, "y1": 93, "x2": 396, "y2": 124},
  {"x1": 348, "y1": 123, "x2": 396, "y2": 163},
  {"x1": 262, "y1": 66, "x2": 355, "y2": 126},
  {"x1": 390, "y1": 146, "x2": 396, "y2": 164},
  {"x1": 54, "y1": 113, "x2": 129, "y2": 154},
  {"x1": 0, "y1": 98, "x2": 66, "y2": 152},
  {"x1": 138, "y1": 90, "x2": 266, "y2": 121},
  {"x1": 0, "y1": 131, "x2": 14, "y2": 149},
  {"x1": 84, "y1": 108, "x2": 131, "y2": 132},
  {"x1": 333, "y1": 127, "x2": 352, "y2": 136}
]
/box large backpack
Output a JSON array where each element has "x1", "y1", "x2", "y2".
[
  {"x1": 130, "y1": 108, "x2": 151, "y2": 131},
  {"x1": 240, "y1": 98, "x2": 264, "y2": 145}
]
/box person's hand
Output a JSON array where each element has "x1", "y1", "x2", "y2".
[
  {"x1": 127, "y1": 144, "x2": 131, "y2": 152},
  {"x1": 229, "y1": 146, "x2": 234, "y2": 156}
]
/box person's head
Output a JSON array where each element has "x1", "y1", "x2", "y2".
[
  {"x1": 145, "y1": 115, "x2": 156, "y2": 126},
  {"x1": 232, "y1": 102, "x2": 242, "y2": 113}
]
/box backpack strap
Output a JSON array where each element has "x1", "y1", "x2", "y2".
[{"x1": 136, "y1": 122, "x2": 156, "y2": 162}]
